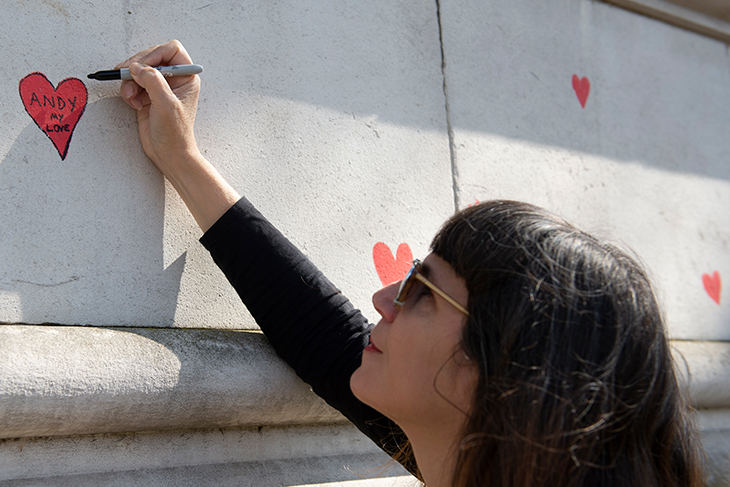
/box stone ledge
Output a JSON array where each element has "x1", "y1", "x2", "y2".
[
  {"x1": 0, "y1": 325, "x2": 346, "y2": 440},
  {"x1": 0, "y1": 423, "x2": 407, "y2": 484},
  {"x1": 672, "y1": 340, "x2": 730, "y2": 409},
  {"x1": 696, "y1": 410, "x2": 730, "y2": 486},
  {"x1": 0, "y1": 325, "x2": 728, "y2": 441}
]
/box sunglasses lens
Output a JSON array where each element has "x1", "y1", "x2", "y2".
[
  {"x1": 395, "y1": 279, "x2": 412, "y2": 305},
  {"x1": 394, "y1": 261, "x2": 420, "y2": 306}
]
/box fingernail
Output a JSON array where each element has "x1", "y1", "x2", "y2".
[
  {"x1": 123, "y1": 82, "x2": 136, "y2": 99},
  {"x1": 130, "y1": 96, "x2": 143, "y2": 111}
]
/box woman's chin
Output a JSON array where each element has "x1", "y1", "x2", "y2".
[{"x1": 350, "y1": 364, "x2": 378, "y2": 408}]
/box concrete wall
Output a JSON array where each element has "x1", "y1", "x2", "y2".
[{"x1": 1, "y1": 0, "x2": 728, "y2": 484}]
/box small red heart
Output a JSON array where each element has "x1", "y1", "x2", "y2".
[
  {"x1": 19, "y1": 72, "x2": 88, "y2": 160},
  {"x1": 702, "y1": 271, "x2": 722, "y2": 305},
  {"x1": 373, "y1": 242, "x2": 413, "y2": 286},
  {"x1": 572, "y1": 74, "x2": 590, "y2": 109}
]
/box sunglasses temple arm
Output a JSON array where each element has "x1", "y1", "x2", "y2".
[{"x1": 415, "y1": 274, "x2": 470, "y2": 315}]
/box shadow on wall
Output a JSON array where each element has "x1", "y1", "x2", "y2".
[
  {"x1": 181, "y1": 0, "x2": 730, "y2": 182},
  {"x1": 0, "y1": 97, "x2": 185, "y2": 326},
  {"x1": 432, "y1": 0, "x2": 730, "y2": 183}
]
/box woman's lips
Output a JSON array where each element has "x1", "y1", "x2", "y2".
[{"x1": 364, "y1": 336, "x2": 382, "y2": 353}]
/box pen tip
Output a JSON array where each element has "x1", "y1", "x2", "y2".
[{"x1": 87, "y1": 73, "x2": 96, "y2": 79}]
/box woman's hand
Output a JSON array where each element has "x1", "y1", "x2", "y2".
[
  {"x1": 117, "y1": 40, "x2": 240, "y2": 232},
  {"x1": 116, "y1": 40, "x2": 201, "y2": 176}
]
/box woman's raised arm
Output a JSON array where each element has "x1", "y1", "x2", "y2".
[{"x1": 117, "y1": 40, "x2": 240, "y2": 232}]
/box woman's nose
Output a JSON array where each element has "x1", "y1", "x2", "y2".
[{"x1": 372, "y1": 281, "x2": 401, "y2": 322}]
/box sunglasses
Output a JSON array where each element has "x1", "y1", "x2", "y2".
[{"x1": 394, "y1": 259, "x2": 470, "y2": 315}]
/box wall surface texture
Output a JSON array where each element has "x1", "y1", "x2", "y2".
[{"x1": 0, "y1": 0, "x2": 728, "y2": 485}]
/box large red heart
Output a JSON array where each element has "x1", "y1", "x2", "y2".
[
  {"x1": 19, "y1": 72, "x2": 87, "y2": 160},
  {"x1": 572, "y1": 74, "x2": 590, "y2": 109},
  {"x1": 702, "y1": 271, "x2": 722, "y2": 305},
  {"x1": 373, "y1": 242, "x2": 413, "y2": 286}
]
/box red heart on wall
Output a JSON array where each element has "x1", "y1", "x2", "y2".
[
  {"x1": 373, "y1": 242, "x2": 413, "y2": 286},
  {"x1": 702, "y1": 271, "x2": 722, "y2": 305},
  {"x1": 572, "y1": 74, "x2": 590, "y2": 109},
  {"x1": 19, "y1": 72, "x2": 88, "y2": 160}
]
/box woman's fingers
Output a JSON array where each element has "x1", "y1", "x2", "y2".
[
  {"x1": 121, "y1": 79, "x2": 142, "y2": 110},
  {"x1": 117, "y1": 40, "x2": 195, "y2": 109},
  {"x1": 129, "y1": 63, "x2": 173, "y2": 101}
]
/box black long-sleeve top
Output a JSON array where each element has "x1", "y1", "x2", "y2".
[{"x1": 200, "y1": 197, "x2": 415, "y2": 474}]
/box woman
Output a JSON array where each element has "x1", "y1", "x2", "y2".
[{"x1": 117, "y1": 41, "x2": 703, "y2": 486}]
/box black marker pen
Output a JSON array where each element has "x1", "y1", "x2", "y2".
[{"x1": 87, "y1": 64, "x2": 203, "y2": 81}]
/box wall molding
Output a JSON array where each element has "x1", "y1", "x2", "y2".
[
  {"x1": 1, "y1": 325, "x2": 728, "y2": 441},
  {"x1": 0, "y1": 325, "x2": 345, "y2": 440}
]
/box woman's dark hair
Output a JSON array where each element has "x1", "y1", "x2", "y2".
[{"x1": 429, "y1": 200, "x2": 703, "y2": 487}]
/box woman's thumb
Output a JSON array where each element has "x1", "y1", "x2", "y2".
[{"x1": 129, "y1": 62, "x2": 176, "y2": 109}]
